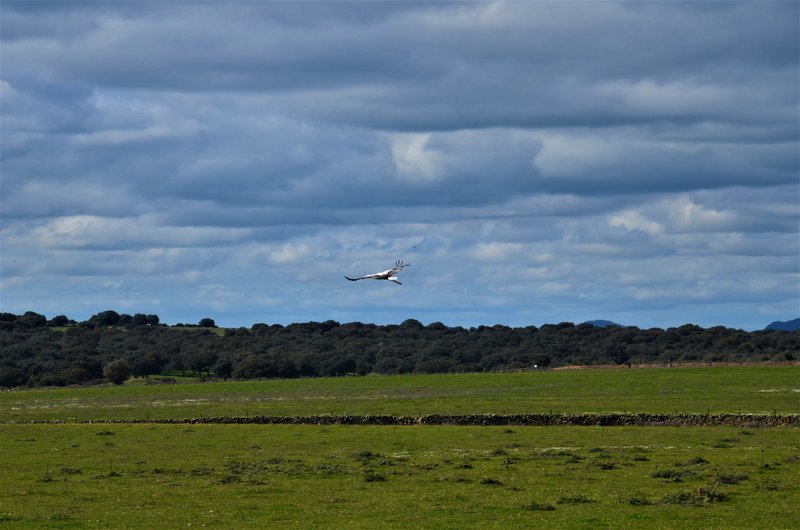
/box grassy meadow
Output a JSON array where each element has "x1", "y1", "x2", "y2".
[
  {"x1": 1, "y1": 365, "x2": 798, "y2": 528},
  {"x1": 1, "y1": 365, "x2": 799, "y2": 422}
]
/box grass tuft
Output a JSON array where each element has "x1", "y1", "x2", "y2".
[
  {"x1": 628, "y1": 495, "x2": 652, "y2": 506},
  {"x1": 715, "y1": 472, "x2": 748, "y2": 485},
  {"x1": 363, "y1": 471, "x2": 386, "y2": 482},
  {"x1": 651, "y1": 469, "x2": 695, "y2": 482},
  {"x1": 679, "y1": 456, "x2": 709, "y2": 466},
  {"x1": 557, "y1": 494, "x2": 595, "y2": 504},
  {"x1": 525, "y1": 501, "x2": 556, "y2": 511},
  {"x1": 662, "y1": 486, "x2": 728, "y2": 506}
]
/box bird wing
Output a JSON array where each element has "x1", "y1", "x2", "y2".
[
  {"x1": 346, "y1": 260, "x2": 409, "y2": 282},
  {"x1": 346, "y1": 272, "x2": 386, "y2": 281},
  {"x1": 389, "y1": 260, "x2": 410, "y2": 275}
]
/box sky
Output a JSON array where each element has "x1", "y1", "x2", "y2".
[{"x1": 1, "y1": 1, "x2": 798, "y2": 331}]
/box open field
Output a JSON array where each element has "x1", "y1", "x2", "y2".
[
  {"x1": 1, "y1": 366, "x2": 798, "y2": 528},
  {"x1": 2, "y1": 365, "x2": 799, "y2": 422},
  {"x1": 1, "y1": 424, "x2": 798, "y2": 529}
]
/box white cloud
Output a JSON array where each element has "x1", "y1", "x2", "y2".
[
  {"x1": 665, "y1": 196, "x2": 736, "y2": 232},
  {"x1": 11, "y1": 215, "x2": 251, "y2": 251},
  {"x1": 268, "y1": 242, "x2": 313, "y2": 265},
  {"x1": 469, "y1": 241, "x2": 525, "y2": 262},
  {"x1": 532, "y1": 134, "x2": 629, "y2": 178},
  {"x1": 608, "y1": 210, "x2": 663, "y2": 235},
  {"x1": 390, "y1": 133, "x2": 443, "y2": 182},
  {"x1": 596, "y1": 79, "x2": 730, "y2": 116}
]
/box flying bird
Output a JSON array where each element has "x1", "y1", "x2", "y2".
[{"x1": 345, "y1": 260, "x2": 410, "y2": 285}]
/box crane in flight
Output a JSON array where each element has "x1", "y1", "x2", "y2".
[{"x1": 345, "y1": 260, "x2": 410, "y2": 285}]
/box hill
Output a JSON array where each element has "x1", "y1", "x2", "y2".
[
  {"x1": 765, "y1": 318, "x2": 800, "y2": 331},
  {"x1": 581, "y1": 319, "x2": 622, "y2": 328}
]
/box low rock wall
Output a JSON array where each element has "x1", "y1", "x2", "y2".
[{"x1": 17, "y1": 413, "x2": 799, "y2": 427}]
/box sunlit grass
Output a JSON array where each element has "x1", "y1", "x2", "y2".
[
  {"x1": 1, "y1": 366, "x2": 798, "y2": 528},
  {"x1": 1, "y1": 424, "x2": 798, "y2": 529},
  {"x1": 1, "y1": 366, "x2": 798, "y2": 422}
]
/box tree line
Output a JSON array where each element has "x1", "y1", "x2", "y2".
[{"x1": 1, "y1": 310, "x2": 798, "y2": 388}]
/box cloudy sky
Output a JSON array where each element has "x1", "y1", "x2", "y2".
[{"x1": 1, "y1": 1, "x2": 798, "y2": 330}]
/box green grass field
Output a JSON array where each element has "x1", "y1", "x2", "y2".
[
  {"x1": 1, "y1": 366, "x2": 798, "y2": 528},
  {"x1": 2, "y1": 424, "x2": 798, "y2": 529},
  {"x1": 2, "y1": 366, "x2": 799, "y2": 422}
]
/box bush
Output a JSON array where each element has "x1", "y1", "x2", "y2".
[
  {"x1": 103, "y1": 359, "x2": 131, "y2": 385},
  {"x1": 0, "y1": 364, "x2": 27, "y2": 388},
  {"x1": 19, "y1": 311, "x2": 47, "y2": 328},
  {"x1": 90, "y1": 310, "x2": 121, "y2": 327}
]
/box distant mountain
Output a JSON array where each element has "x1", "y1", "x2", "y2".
[
  {"x1": 765, "y1": 318, "x2": 800, "y2": 332},
  {"x1": 582, "y1": 320, "x2": 623, "y2": 328}
]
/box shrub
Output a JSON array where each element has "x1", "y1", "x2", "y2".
[{"x1": 103, "y1": 360, "x2": 131, "y2": 385}]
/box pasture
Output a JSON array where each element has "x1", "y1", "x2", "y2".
[
  {"x1": 2, "y1": 365, "x2": 799, "y2": 422},
  {"x1": 1, "y1": 366, "x2": 798, "y2": 528}
]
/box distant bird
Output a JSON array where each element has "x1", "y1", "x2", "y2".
[{"x1": 345, "y1": 260, "x2": 410, "y2": 285}]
